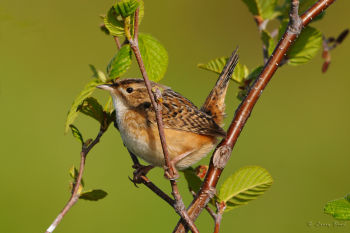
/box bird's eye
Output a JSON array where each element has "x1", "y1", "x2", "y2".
[{"x1": 126, "y1": 87, "x2": 133, "y2": 93}]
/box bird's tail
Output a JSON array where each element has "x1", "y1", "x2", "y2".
[{"x1": 200, "y1": 48, "x2": 239, "y2": 126}]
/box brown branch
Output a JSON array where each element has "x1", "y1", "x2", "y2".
[
  {"x1": 113, "y1": 36, "x2": 121, "y2": 50},
  {"x1": 213, "y1": 202, "x2": 226, "y2": 233},
  {"x1": 45, "y1": 128, "x2": 106, "y2": 233},
  {"x1": 173, "y1": 0, "x2": 336, "y2": 232},
  {"x1": 190, "y1": 190, "x2": 217, "y2": 221},
  {"x1": 127, "y1": 151, "x2": 175, "y2": 207},
  {"x1": 125, "y1": 7, "x2": 199, "y2": 233}
]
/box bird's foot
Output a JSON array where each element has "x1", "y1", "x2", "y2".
[
  {"x1": 163, "y1": 162, "x2": 179, "y2": 180},
  {"x1": 129, "y1": 164, "x2": 154, "y2": 187}
]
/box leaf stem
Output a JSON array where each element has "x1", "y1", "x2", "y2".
[{"x1": 173, "y1": 0, "x2": 336, "y2": 232}]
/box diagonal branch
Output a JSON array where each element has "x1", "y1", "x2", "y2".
[
  {"x1": 127, "y1": 151, "x2": 175, "y2": 207},
  {"x1": 173, "y1": 0, "x2": 336, "y2": 232},
  {"x1": 45, "y1": 127, "x2": 107, "y2": 233}
]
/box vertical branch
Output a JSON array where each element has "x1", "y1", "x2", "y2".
[
  {"x1": 45, "y1": 128, "x2": 106, "y2": 233},
  {"x1": 125, "y1": 7, "x2": 199, "y2": 233},
  {"x1": 173, "y1": 0, "x2": 336, "y2": 232}
]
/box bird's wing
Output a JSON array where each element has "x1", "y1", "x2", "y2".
[{"x1": 154, "y1": 89, "x2": 226, "y2": 137}]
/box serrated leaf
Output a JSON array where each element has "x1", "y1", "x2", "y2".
[
  {"x1": 107, "y1": 44, "x2": 132, "y2": 78},
  {"x1": 218, "y1": 166, "x2": 273, "y2": 212},
  {"x1": 232, "y1": 62, "x2": 249, "y2": 84},
  {"x1": 104, "y1": 1, "x2": 144, "y2": 37},
  {"x1": 198, "y1": 57, "x2": 227, "y2": 75},
  {"x1": 114, "y1": 0, "x2": 139, "y2": 18},
  {"x1": 278, "y1": 22, "x2": 322, "y2": 65},
  {"x1": 69, "y1": 125, "x2": 84, "y2": 145},
  {"x1": 288, "y1": 26, "x2": 322, "y2": 65},
  {"x1": 261, "y1": 30, "x2": 276, "y2": 56},
  {"x1": 65, "y1": 79, "x2": 103, "y2": 133},
  {"x1": 79, "y1": 189, "x2": 108, "y2": 201},
  {"x1": 138, "y1": 33, "x2": 168, "y2": 82},
  {"x1": 77, "y1": 97, "x2": 104, "y2": 124},
  {"x1": 183, "y1": 168, "x2": 203, "y2": 193},
  {"x1": 242, "y1": 0, "x2": 278, "y2": 20},
  {"x1": 324, "y1": 197, "x2": 350, "y2": 220},
  {"x1": 198, "y1": 58, "x2": 248, "y2": 84}
]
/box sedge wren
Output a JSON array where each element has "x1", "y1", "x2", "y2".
[{"x1": 98, "y1": 50, "x2": 238, "y2": 173}]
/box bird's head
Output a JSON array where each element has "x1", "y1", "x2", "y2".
[{"x1": 97, "y1": 78, "x2": 168, "y2": 109}]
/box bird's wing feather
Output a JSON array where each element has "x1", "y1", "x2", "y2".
[{"x1": 154, "y1": 89, "x2": 226, "y2": 137}]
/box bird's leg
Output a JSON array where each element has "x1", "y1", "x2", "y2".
[{"x1": 164, "y1": 150, "x2": 194, "y2": 180}]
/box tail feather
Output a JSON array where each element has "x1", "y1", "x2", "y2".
[{"x1": 200, "y1": 48, "x2": 239, "y2": 126}]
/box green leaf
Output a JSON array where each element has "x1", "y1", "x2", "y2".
[
  {"x1": 324, "y1": 197, "x2": 350, "y2": 221},
  {"x1": 218, "y1": 166, "x2": 273, "y2": 212},
  {"x1": 65, "y1": 79, "x2": 103, "y2": 133},
  {"x1": 288, "y1": 26, "x2": 323, "y2": 65},
  {"x1": 198, "y1": 57, "x2": 227, "y2": 75},
  {"x1": 198, "y1": 57, "x2": 248, "y2": 84},
  {"x1": 104, "y1": 7, "x2": 125, "y2": 36},
  {"x1": 89, "y1": 64, "x2": 107, "y2": 82},
  {"x1": 69, "y1": 165, "x2": 84, "y2": 187},
  {"x1": 69, "y1": 125, "x2": 84, "y2": 145},
  {"x1": 232, "y1": 62, "x2": 249, "y2": 84},
  {"x1": 237, "y1": 66, "x2": 263, "y2": 100},
  {"x1": 79, "y1": 189, "x2": 108, "y2": 201},
  {"x1": 261, "y1": 30, "x2": 276, "y2": 56},
  {"x1": 107, "y1": 44, "x2": 132, "y2": 78},
  {"x1": 138, "y1": 33, "x2": 168, "y2": 82},
  {"x1": 104, "y1": 96, "x2": 114, "y2": 114},
  {"x1": 278, "y1": 22, "x2": 322, "y2": 65},
  {"x1": 246, "y1": 66, "x2": 264, "y2": 81},
  {"x1": 182, "y1": 168, "x2": 203, "y2": 193},
  {"x1": 242, "y1": 0, "x2": 278, "y2": 20},
  {"x1": 77, "y1": 97, "x2": 104, "y2": 124},
  {"x1": 104, "y1": 1, "x2": 144, "y2": 37},
  {"x1": 114, "y1": 0, "x2": 139, "y2": 18}
]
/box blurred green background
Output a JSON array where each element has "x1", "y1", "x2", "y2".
[{"x1": 1, "y1": 0, "x2": 349, "y2": 232}]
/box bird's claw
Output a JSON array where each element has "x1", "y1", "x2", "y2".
[{"x1": 129, "y1": 164, "x2": 154, "y2": 186}]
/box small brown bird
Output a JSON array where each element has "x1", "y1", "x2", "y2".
[{"x1": 98, "y1": 50, "x2": 238, "y2": 172}]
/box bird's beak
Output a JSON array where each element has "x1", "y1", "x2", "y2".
[{"x1": 97, "y1": 84, "x2": 114, "y2": 92}]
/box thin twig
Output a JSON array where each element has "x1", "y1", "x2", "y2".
[
  {"x1": 125, "y1": 7, "x2": 199, "y2": 233},
  {"x1": 113, "y1": 36, "x2": 121, "y2": 50},
  {"x1": 45, "y1": 128, "x2": 106, "y2": 233},
  {"x1": 254, "y1": 16, "x2": 269, "y2": 64},
  {"x1": 127, "y1": 151, "x2": 175, "y2": 207},
  {"x1": 173, "y1": 0, "x2": 336, "y2": 232},
  {"x1": 213, "y1": 202, "x2": 225, "y2": 233}
]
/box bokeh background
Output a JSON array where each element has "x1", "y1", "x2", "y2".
[{"x1": 1, "y1": 0, "x2": 349, "y2": 232}]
